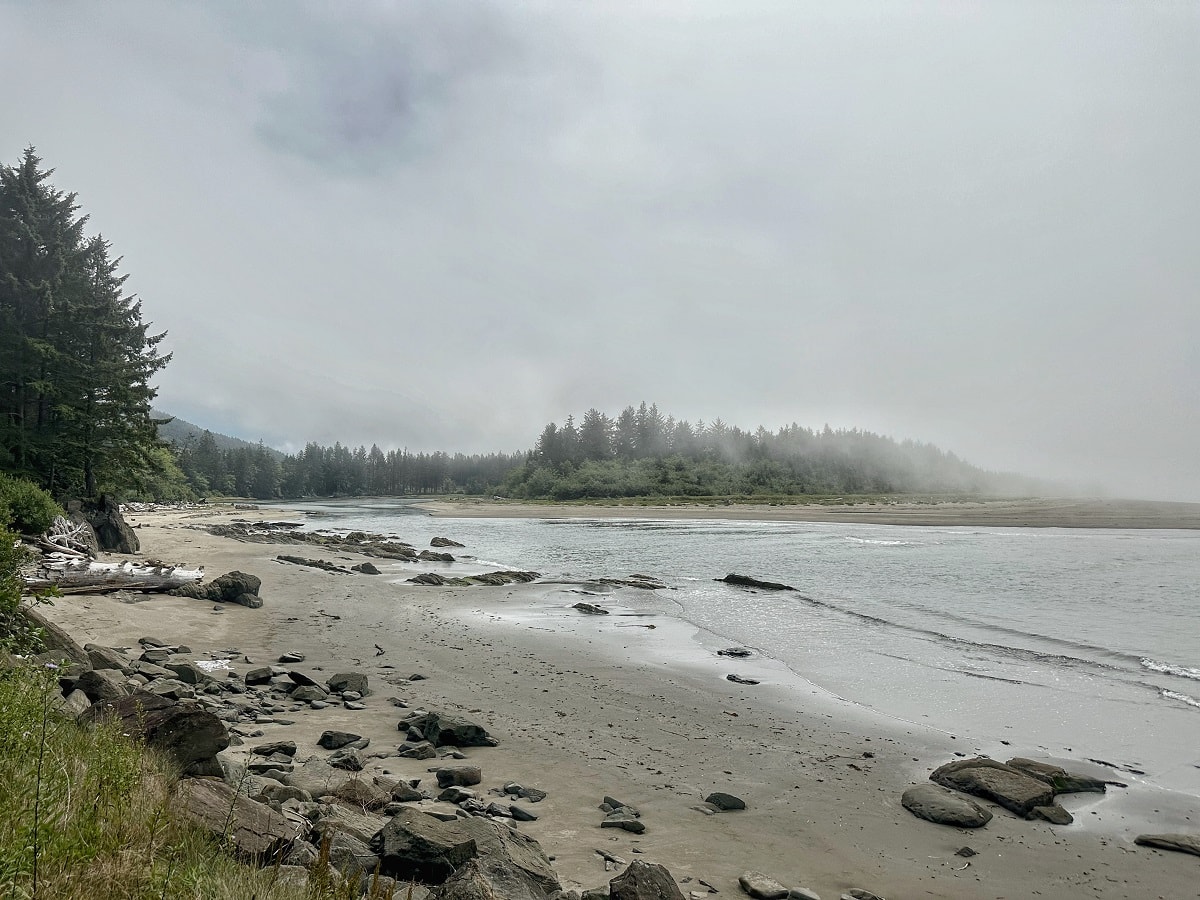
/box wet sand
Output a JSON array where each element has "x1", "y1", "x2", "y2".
[
  {"x1": 418, "y1": 497, "x2": 1200, "y2": 530},
  {"x1": 36, "y1": 505, "x2": 1200, "y2": 899}
]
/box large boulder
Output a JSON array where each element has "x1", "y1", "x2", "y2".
[
  {"x1": 412, "y1": 711, "x2": 498, "y2": 748},
  {"x1": 177, "y1": 777, "x2": 299, "y2": 862},
  {"x1": 612, "y1": 861, "x2": 686, "y2": 900},
  {"x1": 452, "y1": 816, "x2": 560, "y2": 897},
  {"x1": 170, "y1": 570, "x2": 262, "y2": 606},
  {"x1": 902, "y1": 784, "x2": 992, "y2": 828},
  {"x1": 76, "y1": 668, "x2": 129, "y2": 703},
  {"x1": 369, "y1": 809, "x2": 478, "y2": 883},
  {"x1": 930, "y1": 757, "x2": 1054, "y2": 818},
  {"x1": 79, "y1": 691, "x2": 228, "y2": 772},
  {"x1": 1005, "y1": 758, "x2": 1108, "y2": 794},
  {"x1": 86, "y1": 495, "x2": 138, "y2": 553}
]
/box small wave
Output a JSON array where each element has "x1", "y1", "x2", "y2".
[
  {"x1": 1142, "y1": 658, "x2": 1200, "y2": 681},
  {"x1": 1161, "y1": 689, "x2": 1200, "y2": 709},
  {"x1": 843, "y1": 537, "x2": 918, "y2": 547}
]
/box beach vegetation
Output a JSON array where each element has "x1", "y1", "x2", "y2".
[{"x1": 0, "y1": 654, "x2": 381, "y2": 899}]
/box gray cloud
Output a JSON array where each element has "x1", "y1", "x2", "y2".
[{"x1": 1, "y1": 1, "x2": 1197, "y2": 499}]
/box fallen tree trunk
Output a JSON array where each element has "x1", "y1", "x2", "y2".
[{"x1": 23, "y1": 557, "x2": 204, "y2": 595}]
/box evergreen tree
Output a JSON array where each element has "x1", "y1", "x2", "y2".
[{"x1": 0, "y1": 149, "x2": 169, "y2": 498}]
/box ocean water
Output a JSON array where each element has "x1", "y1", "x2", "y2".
[{"x1": 277, "y1": 498, "x2": 1200, "y2": 796}]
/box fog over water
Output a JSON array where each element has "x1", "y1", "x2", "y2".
[{"x1": 2, "y1": 3, "x2": 1197, "y2": 500}]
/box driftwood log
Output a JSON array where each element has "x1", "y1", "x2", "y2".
[{"x1": 23, "y1": 556, "x2": 204, "y2": 595}]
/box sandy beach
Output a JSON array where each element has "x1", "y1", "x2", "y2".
[{"x1": 36, "y1": 503, "x2": 1200, "y2": 900}]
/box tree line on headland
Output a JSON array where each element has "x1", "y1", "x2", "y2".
[
  {"x1": 1, "y1": 150, "x2": 1038, "y2": 508},
  {"x1": 169, "y1": 402, "x2": 1035, "y2": 502}
]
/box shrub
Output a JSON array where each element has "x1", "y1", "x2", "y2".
[{"x1": 0, "y1": 474, "x2": 62, "y2": 535}]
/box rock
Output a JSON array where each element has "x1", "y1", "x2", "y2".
[
  {"x1": 253, "y1": 740, "x2": 298, "y2": 758},
  {"x1": 717, "y1": 647, "x2": 753, "y2": 658},
  {"x1": 453, "y1": 815, "x2": 561, "y2": 896},
  {"x1": 288, "y1": 670, "x2": 321, "y2": 687},
  {"x1": 431, "y1": 537, "x2": 465, "y2": 548},
  {"x1": 573, "y1": 602, "x2": 609, "y2": 615},
  {"x1": 954, "y1": 846, "x2": 977, "y2": 858},
  {"x1": 324, "y1": 830, "x2": 382, "y2": 883},
  {"x1": 369, "y1": 808, "x2": 479, "y2": 883},
  {"x1": 319, "y1": 730, "x2": 363, "y2": 750},
  {"x1": 177, "y1": 777, "x2": 299, "y2": 862},
  {"x1": 164, "y1": 660, "x2": 209, "y2": 685},
  {"x1": 327, "y1": 672, "x2": 369, "y2": 696},
  {"x1": 87, "y1": 495, "x2": 139, "y2": 552},
  {"x1": 436, "y1": 766, "x2": 482, "y2": 788},
  {"x1": 520, "y1": 787, "x2": 548, "y2": 803},
  {"x1": 329, "y1": 748, "x2": 365, "y2": 771},
  {"x1": 611, "y1": 861, "x2": 686, "y2": 900},
  {"x1": 312, "y1": 802, "x2": 388, "y2": 846},
  {"x1": 244, "y1": 667, "x2": 274, "y2": 685},
  {"x1": 292, "y1": 685, "x2": 329, "y2": 703},
  {"x1": 419, "y1": 550, "x2": 456, "y2": 562},
  {"x1": 726, "y1": 674, "x2": 760, "y2": 685},
  {"x1": 841, "y1": 892, "x2": 885, "y2": 900},
  {"x1": 79, "y1": 691, "x2": 228, "y2": 771},
  {"x1": 789, "y1": 890, "x2": 821, "y2": 900},
  {"x1": 738, "y1": 872, "x2": 789, "y2": 900},
  {"x1": 413, "y1": 711, "x2": 498, "y2": 748},
  {"x1": 510, "y1": 805, "x2": 539, "y2": 822},
  {"x1": 1005, "y1": 758, "x2": 1108, "y2": 794},
  {"x1": 1031, "y1": 804, "x2": 1073, "y2": 824},
  {"x1": 85, "y1": 644, "x2": 130, "y2": 671},
  {"x1": 171, "y1": 570, "x2": 262, "y2": 606},
  {"x1": 930, "y1": 757, "x2": 1055, "y2": 818},
  {"x1": 602, "y1": 809, "x2": 646, "y2": 834},
  {"x1": 278, "y1": 651, "x2": 305, "y2": 663},
  {"x1": 705, "y1": 792, "x2": 746, "y2": 811},
  {"x1": 334, "y1": 780, "x2": 391, "y2": 811},
  {"x1": 258, "y1": 783, "x2": 311, "y2": 804},
  {"x1": 398, "y1": 741, "x2": 438, "y2": 759},
  {"x1": 285, "y1": 756, "x2": 351, "y2": 798},
  {"x1": 1135, "y1": 833, "x2": 1200, "y2": 857},
  {"x1": 76, "y1": 668, "x2": 129, "y2": 702},
  {"x1": 351, "y1": 562, "x2": 382, "y2": 575},
  {"x1": 901, "y1": 784, "x2": 992, "y2": 828},
  {"x1": 427, "y1": 858, "x2": 529, "y2": 900},
  {"x1": 58, "y1": 688, "x2": 92, "y2": 718},
  {"x1": 439, "y1": 786, "x2": 477, "y2": 803},
  {"x1": 716, "y1": 573, "x2": 795, "y2": 591}
]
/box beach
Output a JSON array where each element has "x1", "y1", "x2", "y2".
[
  {"x1": 419, "y1": 496, "x2": 1200, "y2": 530},
  {"x1": 36, "y1": 502, "x2": 1200, "y2": 899}
]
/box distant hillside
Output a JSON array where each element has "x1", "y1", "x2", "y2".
[{"x1": 153, "y1": 410, "x2": 283, "y2": 459}]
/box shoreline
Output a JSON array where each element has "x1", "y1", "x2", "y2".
[
  {"x1": 34, "y1": 505, "x2": 1200, "y2": 899},
  {"x1": 412, "y1": 496, "x2": 1200, "y2": 530}
]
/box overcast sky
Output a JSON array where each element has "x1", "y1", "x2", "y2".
[{"x1": 2, "y1": 1, "x2": 1197, "y2": 500}]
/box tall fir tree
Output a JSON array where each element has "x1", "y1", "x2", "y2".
[{"x1": 0, "y1": 148, "x2": 169, "y2": 497}]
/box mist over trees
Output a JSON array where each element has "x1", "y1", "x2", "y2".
[
  {"x1": 0, "y1": 149, "x2": 169, "y2": 498},
  {"x1": 163, "y1": 402, "x2": 1031, "y2": 502},
  {"x1": 504, "y1": 402, "x2": 1018, "y2": 500}
]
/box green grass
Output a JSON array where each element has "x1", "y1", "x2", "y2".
[{"x1": 0, "y1": 659, "x2": 397, "y2": 900}]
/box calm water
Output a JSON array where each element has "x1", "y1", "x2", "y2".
[{"x1": 277, "y1": 498, "x2": 1200, "y2": 795}]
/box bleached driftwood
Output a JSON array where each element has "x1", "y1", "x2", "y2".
[
  {"x1": 23, "y1": 557, "x2": 204, "y2": 595},
  {"x1": 38, "y1": 516, "x2": 94, "y2": 558}
]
